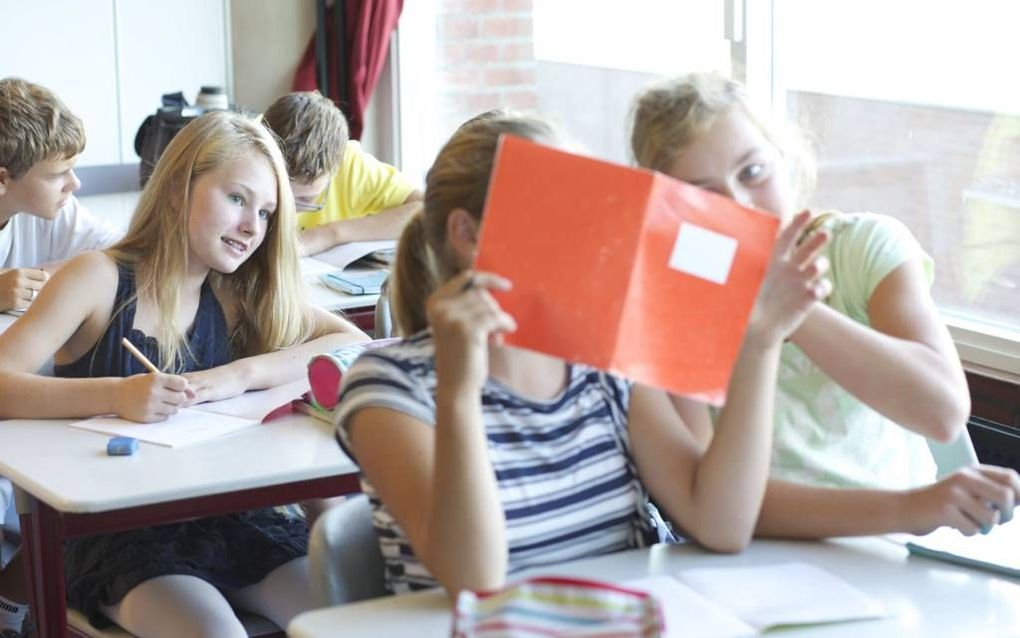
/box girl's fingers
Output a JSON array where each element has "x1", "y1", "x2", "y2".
[
  {"x1": 948, "y1": 508, "x2": 982, "y2": 536},
  {"x1": 801, "y1": 255, "x2": 830, "y2": 283},
  {"x1": 775, "y1": 210, "x2": 813, "y2": 257},
  {"x1": 792, "y1": 230, "x2": 830, "y2": 270},
  {"x1": 444, "y1": 270, "x2": 512, "y2": 297},
  {"x1": 967, "y1": 470, "x2": 1016, "y2": 516},
  {"x1": 813, "y1": 278, "x2": 833, "y2": 300},
  {"x1": 957, "y1": 492, "x2": 999, "y2": 532}
]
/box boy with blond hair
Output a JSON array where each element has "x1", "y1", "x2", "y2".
[
  {"x1": 0, "y1": 77, "x2": 120, "y2": 637},
  {"x1": 262, "y1": 91, "x2": 422, "y2": 256},
  {"x1": 0, "y1": 78, "x2": 120, "y2": 312}
]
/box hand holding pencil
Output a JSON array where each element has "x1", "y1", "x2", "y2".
[{"x1": 116, "y1": 337, "x2": 195, "y2": 422}]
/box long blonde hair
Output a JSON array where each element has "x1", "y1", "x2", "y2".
[
  {"x1": 108, "y1": 110, "x2": 311, "y2": 370},
  {"x1": 390, "y1": 113, "x2": 559, "y2": 336},
  {"x1": 629, "y1": 72, "x2": 815, "y2": 201}
]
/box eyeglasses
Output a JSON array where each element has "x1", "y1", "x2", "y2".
[{"x1": 294, "y1": 182, "x2": 331, "y2": 212}]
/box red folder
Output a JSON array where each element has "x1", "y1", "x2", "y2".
[{"x1": 474, "y1": 136, "x2": 779, "y2": 405}]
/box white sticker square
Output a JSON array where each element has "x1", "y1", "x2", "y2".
[{"x1": 668, "y1": 223, "x2": 738, "y2": 285}]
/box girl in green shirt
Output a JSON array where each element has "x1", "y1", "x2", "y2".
[{"x1": 630, "y1": 73, "x2": 1019, "y2": 538}]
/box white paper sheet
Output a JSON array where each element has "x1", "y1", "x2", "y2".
[
  {"x1": 69, "y1": 407, "x2": 259, "y2": 448},
  {"x1": 195, "y1": 379, "x2": 309, "y2": 422},
  {"x1": 676, "y1": 562, "x2": 887, "y2": 631},
  {"x1": 624, "y1": 576, "x2": 755, "y2": 637}
]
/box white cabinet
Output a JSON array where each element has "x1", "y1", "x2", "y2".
[{"x1": 0, "y1": 0, "x2": 230, "y2": 167}]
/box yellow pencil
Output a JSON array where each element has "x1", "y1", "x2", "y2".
[{"x1": 121, "y1": 337, "x2": 160, "y2": 374}]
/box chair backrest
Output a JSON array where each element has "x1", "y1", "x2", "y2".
[
  {"x1": 307, "y1": 494, "x2": 387, "y2": 607},
  {"x1": 928, "y1": 427, "x2": 979, "y2": 479},
  {"x1": 373, "y1": 279, "x2": 394, "y2": 339}
]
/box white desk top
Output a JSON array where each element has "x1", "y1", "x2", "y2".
[
  {"x1": 288, "y1": 536, "x2": 1020, "y2": 637},
  {"x1": 0, "y1": 312, "x2": 16, "y2": 334},
  {"x1": 0, "y1": 408, "x2": 355, "y2": 514}
]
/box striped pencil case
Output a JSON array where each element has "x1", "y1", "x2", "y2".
[{"x1": 452, "y1": 576, "x2": 664, "y2": 637}]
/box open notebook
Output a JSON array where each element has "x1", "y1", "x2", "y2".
[
  {"x1": 624, "y1": 562, "x2": 887, "y2": 637},
  {"x1": 905, "y1": 515, "x2": 1020, "y2": 578},
  {"x1": 68, "y1": 380, "x2": 308, "y2": 448}
]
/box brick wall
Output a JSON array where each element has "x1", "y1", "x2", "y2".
[{"x1": 436, "y1": 0, "x2": 537, "y2": 138}]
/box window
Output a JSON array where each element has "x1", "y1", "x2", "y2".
[
  {"x1": 756, "y1": 0, "x2": 1020, "y2": 375},
  {"x1": 396, "y1": 0, "x2": 726, "y2": 180},
  {"x1": 395, "y1": 0, "x2": 1020, "y2": 377}
]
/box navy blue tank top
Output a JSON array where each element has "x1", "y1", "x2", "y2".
[{"x1": 55, "y1": 265, "x2": 231, "y2": 378}]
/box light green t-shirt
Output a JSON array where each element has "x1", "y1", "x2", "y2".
[{"x1": 771, "y1": 212, "x2": 938, "y2": 490}]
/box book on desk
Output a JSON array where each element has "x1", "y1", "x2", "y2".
[{"x1": 904, "y1": 515, "x2": 1020, "y2": 579}]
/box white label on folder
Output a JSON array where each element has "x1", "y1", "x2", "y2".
[{"x1": 668, "y1": 223, "x2": 738, "y2": 285}]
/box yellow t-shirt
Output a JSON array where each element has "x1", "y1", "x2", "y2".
[{"x1": 296, "y1": 141, "x2": 417, "y2": 231}]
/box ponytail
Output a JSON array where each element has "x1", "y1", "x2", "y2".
[
  {"x1": 390, "y1": 214, "x2": 436, "y2": 336},
  {"x1": 390, "y1": 112, "x2": 560, "y2": 337}
]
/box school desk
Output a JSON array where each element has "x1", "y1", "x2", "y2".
[
  {"x1": 288, "y1": 536, "x2": 1020, "y2": 637},
  {"x1": 0, "y1": 412, "x2": 359, "y2": 638}
]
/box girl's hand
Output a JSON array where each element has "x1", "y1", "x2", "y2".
[
  {"x1": 426, "y1": 270, "x2": 516, "y2": 392},
  {"x1": 902, "y1": 465, "x2": 1020, "y2": 536},
  {"x1": 747, "y1": 210, "x2": 832, "y2": 348},
  {"x1": 115, "y1": 372, "x2": 191, "y2": 422},
  {"x1": 182, "y1": 363, "x2": 250, "y2": 405}
]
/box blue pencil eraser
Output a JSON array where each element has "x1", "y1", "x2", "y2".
[{"x1": 107, "y1": 436, "x2": 139, "y2": 456}]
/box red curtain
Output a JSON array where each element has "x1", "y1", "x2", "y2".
[{"x1": 293, "y1": 0, "x2": 404, "y2": 140}]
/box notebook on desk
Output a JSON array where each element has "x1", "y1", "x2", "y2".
[
  {"x1": 625, "y1": 562, "x2": 887, "y2": 636},
  {"x1": 905, "y1": 516, "x2": 1020, "y2": 578},
  {"x1": 68, "y1": 381, "x2": 309, "y2": 447},
  {"x1": 319, "y1": 269, "x2": 389, "y2": 295}
]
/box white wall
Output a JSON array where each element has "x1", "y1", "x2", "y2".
[
  {"x1": 230, "y1": 0, "x2": 316, "y2": 112},
  {"x1": 0, "y1": 0, "x2": 230, "y2": 168}
]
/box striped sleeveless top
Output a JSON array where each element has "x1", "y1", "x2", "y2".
[{"x1": 335, "y1": 332, "x2": 654, "y2": 593}]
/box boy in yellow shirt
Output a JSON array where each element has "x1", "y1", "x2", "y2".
[{"x1": 262, "y1": 92, "x2": 423, "y2": 256}]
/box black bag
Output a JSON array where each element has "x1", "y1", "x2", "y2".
[{"x1": 133, "y1": 92, "x2": 199, "y2": 187}]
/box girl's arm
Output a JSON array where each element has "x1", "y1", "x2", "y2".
[
  {"x1": 757, "y1": 465, "x2": 1020, "y2": 538},
  {"x1": 0, "y1": 252, "x2": 191, "y2": 421},
  {"x1": 790, "y1": 259, "x2": 969, "y2": 442},
  {"x1": 348, "y1": 271, "x2": 515, "y2": 596},
  {"x1": 629, "y1": 212, "x2": 829, "y2": 552},
  {"x1": 185, "y1": 305, "x2": 369, "y2": 403},
  {"x1": 628, "y1": 344, "x2": 780, "y2": 552}
]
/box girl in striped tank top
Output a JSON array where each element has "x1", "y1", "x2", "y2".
[{"x1": 335, "y1": 113, "x2": 831, "y2": 596}]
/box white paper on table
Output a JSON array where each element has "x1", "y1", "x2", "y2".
[
  {"x1": 676, "y1": 562, "x2": 887, "y2": 631},
  {"x1": 310, "y1": 240, "x2": 395, "y2": 270},
  {"x1": 195, "y1": 379, "x2": 309, "y2": 422},
  {"x1": 624, "y1": 576, "x2": 755, "y2": 637},
  {"x1": 69, "y1": 408, "x2": 259, "y2": 448}
]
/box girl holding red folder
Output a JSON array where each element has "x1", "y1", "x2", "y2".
[
  {"x1": 334, "y1": 113, "x2": 831, "y2": 596},
  {"x1": 630, "y1": 73, "x2": 1020, "y2": 539}
]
